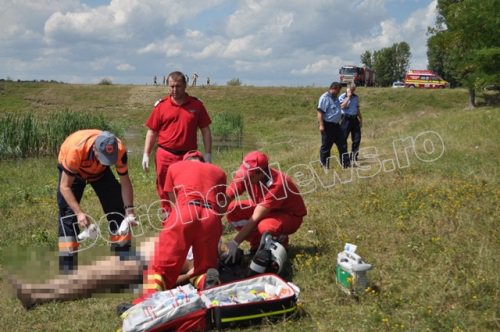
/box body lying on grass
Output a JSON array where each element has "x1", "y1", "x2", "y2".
[
  {"x1": 10, "y1": 237, "x2": 248, "y2": 309},
  {"x1": 10, "y1": 236, "x2": 195, "y2": 309}
]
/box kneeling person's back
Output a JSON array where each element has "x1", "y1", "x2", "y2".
[{"x1": 165, "y1": 158, "x2": 227, "y2": 211}]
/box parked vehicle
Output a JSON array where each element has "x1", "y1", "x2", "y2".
[
  {"x1": 404, "y1": 70, "x2": 448, "y2": 88},
  {"x1": 339, "y1": 65, "x2": 375, "y2": 87},
  {"x1": 392, "y1": 81, "x2": 405, "y2": 88}
]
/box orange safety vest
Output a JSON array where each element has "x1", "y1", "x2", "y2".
[{"x1": 58, "y1": 129, "x2": 128, "y2": 181}]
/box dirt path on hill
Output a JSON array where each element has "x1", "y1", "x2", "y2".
[
  {"x1": 126, "y1": 85, "x2": 165, "y2": 109},
  {"x1": 122, "y1": 86, "x2": 165, "y2": 153}
]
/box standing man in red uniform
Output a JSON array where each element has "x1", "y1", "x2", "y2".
[
  {"x1": 57, "y1": 130, "x2": 136, "y2": 274},
  {"x1": 223, "y1": 151, "x2": 307, "y2": 263},
  {"x1": 142, "y1": 71, "x2": 212, "y2": 216},
  {"x1": 136, "y1": 151, "x2": 226, "y2": 302}
]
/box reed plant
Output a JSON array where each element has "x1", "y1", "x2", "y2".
[
  {"x1": 0, "y1": 112, "x2": 41, "y2": 157},
  {"x1": 210, "y1": 112, "x2": 243, "y2": 147},
  {"x1": 0, "y1": 109, "x2": 120, "y2": 158}
]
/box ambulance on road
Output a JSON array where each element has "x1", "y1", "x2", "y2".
[{"x1": 404, "y1": 70, "x2": 449, "y2": 88}]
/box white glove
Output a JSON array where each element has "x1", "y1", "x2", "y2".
[
  {"x1": 224, "y1": 240, "x2": 239, "y2": 264},
  {"x1": 118, "y1": 215, "x2": 139, "y2": 236},
  {"x1": 186, "y1": 246, "x2": 194, "y2": 261},
  {"x1": 142, "y1": 153, "x2": 149, "y2": 172},
  {"x1": 204, "y1": 152, "x2": 212, "y2": 163},
  {"x1": 78, "y1": 224, "x2": 98, "y2": 241}
]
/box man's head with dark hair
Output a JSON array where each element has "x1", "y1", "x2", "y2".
[
  {"x1": 167, "y1": 71, "x2": 187, "y2": 86},
  {"x1": 329, "y1": 82, "x2": 341, "y2": 89},
  {"x1": 167, "y1": 71, "x2": 188, "y2": 102},
  {"x1": 329, "y1": 82, "x2": 342, "y2": 96}
]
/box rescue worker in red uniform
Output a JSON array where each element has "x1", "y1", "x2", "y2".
[
  {"x1": 142, "y1": 71, "x2": 212, "y2": 217},
  {"x1": 57, "y1": 130, "x2": 136, "y2": 274},
  {"x1": 223, "y1": 151, "x2": 307, "y2": 263},
  {"x1": 135, "y1": 151, "x2": 226, "y2": 303}
]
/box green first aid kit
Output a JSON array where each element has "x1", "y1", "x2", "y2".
[
  {"x1": 335, "y1": 264, "x2": 353, "y2": 291},
  {"x1": 335, "y1": 243, "x2": 372, "y2": 296}
]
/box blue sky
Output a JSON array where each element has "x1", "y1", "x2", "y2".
[{"x1": 1, "y1": 0, "x2": 437, "y2": 86}]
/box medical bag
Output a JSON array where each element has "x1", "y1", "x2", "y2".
[{"x1": 120, "y1": 274, "x2": 300, "y2": 332}]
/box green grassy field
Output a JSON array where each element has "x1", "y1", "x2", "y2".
[{"x1": 0, "y1": 82, "x2": 498, "y2": 331}]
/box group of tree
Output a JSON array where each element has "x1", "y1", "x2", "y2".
[
  {"x1": 427, "y1": 0, "x2": 499, "y2": 107},
  {"x1": 0, "y1": 78, "x2": 64, "y2": 84},
  {"x1": 360, "y1": 42, "x2": 411, "y2": 87},
  {"x1": 356, "y1": 0, "x2": 499, "y2": 107}
]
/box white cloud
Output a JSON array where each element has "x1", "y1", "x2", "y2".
[
  {"x1": 404, "y1": 0, "x2": 438, "y2": 69},
  {"x1": 223, "y1": 37, "x2": 251, "y2": 58},
  {"x1": 291, "y1": 57, "x2": 343, "y2": 75},
  {"x1": 193, "y1": 41, "x2": 225, "y2": 59},
  {"x1": 222, "y1": 36, "x2": 272, "y2": 59},
  {"x1": 233, "y1": 60, "x2": 254, "y2": 72},
  {"x1": 137, "y1": 42, "x2": 157, "y2": 55},
  {"x1": 0, "y1": 0, "x2": 437, "y2": 85},
  {"x1": 165, "y1": 46, "x2": 183, "y2": 57},
  {"x1": 0, "y1": 0, "x2": 78, "y2": 40},
  {"x1": 186, "y1": 29, "x2": 203, "y2": 39},
  {"x1": 44, "y1": 5, "x2": 134, "y2": 44},
  {"x1": 116, "y1": 63, "x2": 135, "y2": 71},
  {"x1": 348, "y1": 0, "x2": 437, "y2": 70},
  {"x1": 227, "y1": 1, "x2": 296, "y2": 38},
  {"x1": 351, "y1": 19, "x2": 402, "y2": 55},
  {"x1": 137, "y1": 36, "x2": 184, "y2": 57},
  {"x1": 43, "y1": 0, "x2": 228, "y2": 45}
]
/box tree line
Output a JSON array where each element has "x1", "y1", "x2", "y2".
[
  {"x1": 360, "y1": 42, "x2": 411, "y2": 87},
  {"x1": 427, "y1": 0, "x2": 499, "y2": 107},
  {"x1": 357, "y1": 0, "x2": 498, "y2": 107}
]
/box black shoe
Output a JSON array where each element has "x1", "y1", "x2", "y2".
[{"x1": 116, "y1": 302, "x2": 133, "y2": 316}]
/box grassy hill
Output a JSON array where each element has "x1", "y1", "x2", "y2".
[{"x1": 0, "y1": 82, "x2": 498, "y2": 331}]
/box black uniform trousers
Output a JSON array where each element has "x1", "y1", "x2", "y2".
[
  {"x1": 341, "y1": 115, "x2": 361, "y2": 162},
  {"x1": 320, "y1": 121, "x2": 350, "y2": 169},
  {"x1": 57, "y1": 165, "x2": 130, "y2": 273}
]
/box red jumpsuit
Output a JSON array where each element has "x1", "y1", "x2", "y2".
[
  {"x1": 145, "y1": 95, "x2": 211, "y2": 211},
  {"x1": 226, "y1": 168, "x2": 307, "y2": 250},
  {"x1": 136, "y1": 160, "x2": 226, "y2": 302}
]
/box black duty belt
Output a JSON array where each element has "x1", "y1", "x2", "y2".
[
  {"x1": 326, "y1": 120, "x2": 342, "y2": 125},
  {"x1": 188, "y1": 200, "x2": 214, "y2": 210},
  {"x1": 158, "y1": 145, "x2": 187, "y2": 156},
  {"x1": 344, "y1": 114, "x2": 358, "y2": 119}
]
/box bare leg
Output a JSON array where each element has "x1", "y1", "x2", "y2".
[
  {"x1": 11, "y1": 237, "x2": 196, "y2": 309},
  {"x1": 13, "y1": 256, "x2": 143, "y2": 308},
  {"x1": 12, "y1": 237, "x2": 168, "y2": 308}
]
